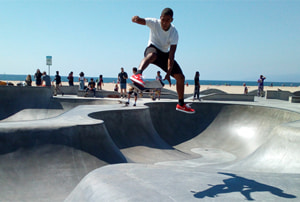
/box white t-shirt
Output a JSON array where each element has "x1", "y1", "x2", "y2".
[
  {"x1": 145, "y1": 18, "x2": 178, "y2": 53},
  {"x1": 79, "y1": 76, "x2": 85, "y2": 81}
]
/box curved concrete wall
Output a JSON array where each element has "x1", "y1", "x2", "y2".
[
  {"x1": 0, "y1": 86, "x2": 54, "y2": 120},
  {"x1": 65, "y1": 103, "x2": 300, "y2": 201},
  {"x1": 1, "y1": 88, "x2": 300, "y2": 201},
  {"x1": 146, "y1": 102, "x2": 300, "y2": 162},
  {"x1": 2, "y1": 101, "x2": 300, "y2": 172}
]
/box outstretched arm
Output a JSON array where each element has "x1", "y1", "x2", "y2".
[{"x1": 132, "y1": 16, "x2": 146, "y2": 25}]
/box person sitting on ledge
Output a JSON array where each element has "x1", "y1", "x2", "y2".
[{"x1": 85, "y1": 78, "x2": 96, "y2": 97}]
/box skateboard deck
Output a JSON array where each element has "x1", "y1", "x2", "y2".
[
  {"x1": 118, "y1": 100, "x2": 129, "y2": 106},
  {"x1": 130, "y1": 80, "x2": 163, "y2": 92}
]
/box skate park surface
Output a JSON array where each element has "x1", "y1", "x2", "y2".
[{"x1": 1, "y1": 86, "x2": 300, "y2": 201}]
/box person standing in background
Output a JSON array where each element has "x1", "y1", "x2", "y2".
[
  {"x1": 257, "y1": 75, "x2": 266, "y2": 97},
  {"x1": 243, "y1": 83, "x2": 248, "y2": 95},
  {"x1": 53, "y1": 71, "x2": 64, "y2": 96},
  {"x1": 34, "y1": 69, "x2": 42, "y2": 86},
  {"x1": 42, "y1": 71, "x2": 51, "y2": 87},
  {"x1": 79, "y1": 72, "x2": 86, "y2": 90},
  {"x1": 126, "y1": 67, "x2": 138, "y2": 106},
  {"x1": 97, "y1": 75, "x2": 104, "y2": 90},
  {"x1": 68, "y1": 71, "x2": 74, "y2": 86},
  {"x1": 154, "y1": 71, "x2": 164, "y2": 100},
  {"x1": 118, "y1": 67, "x2": 128, "y2": 98},
  {"x1": 193, "y1": 71, "x2": 200, "y2": 101}
]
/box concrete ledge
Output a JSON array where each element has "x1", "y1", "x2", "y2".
[
  {"x1": 77, "y1": 90, "x2": 120, "y2": 98},
  {"x1": 136, "y1": 91, "x2": 177, "y2": 99},
  {"x1": 0, "y1": 86, "x2": 54, "y2": 120},
  {"x1": 0, "y1": 107, "x2": 126, "y2": 163},
  {"x1": 201, "y1": 94, "x2": 255, "y2": 101},
  {"x1": 77, "y1": 89, "x2": 177, "y2": 99},
  {"x1": 289, "y1": 96, "x2": 300, "y2": 103},
  {"x1": 52, "y1": 85, "x2": 79, "y2": 95},
  {"x1": 266, "y1": 90, "x2": 292, "y2": 101}
]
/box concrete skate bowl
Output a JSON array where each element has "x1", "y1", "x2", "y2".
[
  {"x1": 66, "y1": 102, "x2": 300, "y2": 201},
  {"x1": 0, "y1": 86, "x2": 118, "y2": 121},
  {"x1": 0, "y1": 86, "x2": 121, "y2": 201},
  {"x1": 87, "y1": 102, "x2": 300, "y2": 171},
  {"x1": 145, "y1": 103, "x2": 300, "y2": 172},
  {"x1": 1, "y1": 87, "x2": 300, "y2": 202}
]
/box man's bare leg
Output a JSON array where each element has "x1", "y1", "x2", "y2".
[
  {"x1": 173, "y1": 73, "x2": 185, "y2": 100},
  {"x1": 173, "y1": 73, "x2": 195, "y2": 113},
  {"x1": 137, "y1": 53, "x2": 157, "y2": 73},
  {"x1": 130, "y1": 53, "x2": 157, "y2": 87},
  {"x1": 121, "y1": 88, "x2": 126, "y2": 98}
]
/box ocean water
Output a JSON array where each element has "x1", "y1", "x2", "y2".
[{"x1": 0, "y1": 74, "x2": 299, "y2": 87}]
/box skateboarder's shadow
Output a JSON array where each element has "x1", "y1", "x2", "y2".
[{"x1": 191, "y1": 172, "x2": 296, "y2": 201}]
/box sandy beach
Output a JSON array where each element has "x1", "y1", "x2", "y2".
[{"x1": 3, "y1": 80, "x2": 300, "y2": 94}]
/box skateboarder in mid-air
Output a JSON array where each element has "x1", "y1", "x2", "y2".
[{"x1": 130, "y1": 8, "x2": 195, "y2": 114}]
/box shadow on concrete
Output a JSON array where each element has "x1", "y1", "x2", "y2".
[{"x1": 192, "y1": 172, "x2": 297, "y2": 200}]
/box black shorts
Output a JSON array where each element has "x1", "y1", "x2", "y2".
[
  {"x1": 128, "y1": 87, "x2": 137, "y2": 96},
  {"x1": 144, "y1": 44, "x2": 183, "y2": 76}
]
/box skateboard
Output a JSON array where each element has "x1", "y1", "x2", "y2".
[
  {"x1": 130, "y1": 80, "x2": 163, "y2": 98},
  {"x1": 118, "y1": 99, "x2": 137, "y2": 107},
  {"x1": 118, "y1": 100, "x2": 129, "y2": 106}
]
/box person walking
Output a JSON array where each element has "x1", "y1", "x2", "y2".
[
  {"x1": 154, "y1": 70, "x2": 164, "y2": 100},
  {"x1": 126, "y1": 67, "x2": 138, "y2": 106},
  {"x1": 53, "y1": 71, "x2": 64, "y2": 96},
  {"x1": 257, "y1": 75, "x2": 266, "y2": 97},
  {"x1": 97, "y1": 75, "x2": 104, "y2": 90}
]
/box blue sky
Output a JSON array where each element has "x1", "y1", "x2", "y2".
[{"x1": 1, "y1": 0, "x2": 299, "y2": 82}]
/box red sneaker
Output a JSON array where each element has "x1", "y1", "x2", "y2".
[
  {"x1": 176, "y1": 104, "x2": 195, "y2": 114},
  {"x1": 130, "y1": 74, "x2": 145, "y2": 88}
]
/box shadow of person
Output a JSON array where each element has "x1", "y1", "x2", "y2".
[{"x1": 191, "y1": 172, "x2": 296, "y2": 200}]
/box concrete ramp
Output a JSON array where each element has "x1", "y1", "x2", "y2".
[
  {"x1": 0, "y1": 86, "x2": 55, "y2": 120},
  {"x1": 0, "y1": 86, "x2": 119, "y2": 121},
  {"x1": 65, "y1": 164, "x2": 299, "y2": 202},
  {"x1": 89, "y1": 108, "x2": 196, "y2": 163},
  {"x1": 0, "y1": 145, "x2": 104, "y2": 202},
  {"x1": 1, "y1": 86, "x2": 300, "y2": 201},
  {"x1": 66, "y1": 102, "x2": 300, "y2": 202},
  {"x1": 146, "y1": 103, "x2": 300, "y2": 161},
  {"x1": 227, "y1": 120, "x2": 300, "y2": 173}
]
